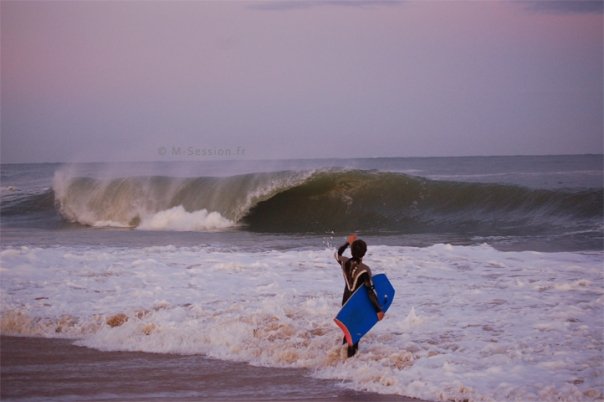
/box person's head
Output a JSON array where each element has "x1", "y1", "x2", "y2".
[{"x1": 350, "y1": 239, "x2": 367, "y2": 260}]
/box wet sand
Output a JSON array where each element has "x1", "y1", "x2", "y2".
[{"x1": 0, "y1": 336, "x2": 426, "y2": 401}]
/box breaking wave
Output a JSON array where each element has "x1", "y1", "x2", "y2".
[
  {"x1": 242, "y1": 170, "x2": 602, "y2": 235},
  {"x1": 49, "y1": 169, "x2": 313, "y2": 231},
  {"x1": 2, "y1": 169, "x2": 602, "y2": 237}
]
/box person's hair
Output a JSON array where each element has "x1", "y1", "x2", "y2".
[{"x1": 350, "y1": 239, "x2": 367, "y2": 261}]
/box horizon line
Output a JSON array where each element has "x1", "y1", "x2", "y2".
[{"x1": 1, "y1": 153, "x2": 602, "y2": 165}]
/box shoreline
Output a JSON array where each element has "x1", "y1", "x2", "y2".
[{"x1": 0, "y1": 336, "x2": 425, "y2": 402}]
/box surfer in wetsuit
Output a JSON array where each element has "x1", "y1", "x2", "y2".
[{"x1": 335, "y1": 234, "x2": 384, "y2": 357}]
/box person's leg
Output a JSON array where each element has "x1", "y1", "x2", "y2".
[{"x1": 347, "y1": 342, "x2": 359, "y2": 357}]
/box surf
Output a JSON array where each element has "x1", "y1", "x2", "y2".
[
  {"x1": 3, "y1": 167, "x2": 601, "y2": 241},
  {"x1": 50, "y1": 168, "x2": 314, "y2": 231},
  {"x1": 1, "y1": 243, "x2": 602, "y2": 401}
]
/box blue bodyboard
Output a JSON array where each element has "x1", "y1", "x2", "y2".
[{"x1": 334, "y1": 273, "x2": 395, "y2": 346}]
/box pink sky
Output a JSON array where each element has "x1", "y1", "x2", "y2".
[{"x1": 2, "y1": 0, "x2": 602, "y2": 162}]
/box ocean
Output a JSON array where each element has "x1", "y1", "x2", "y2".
[{"x1": 1, "y1": 155, "x2": 603, "y2": 401}]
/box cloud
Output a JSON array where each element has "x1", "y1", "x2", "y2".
[
  {"x1": 249, "y1": 0, "x2": 403, "y2": 11},
  {"x1": 521, "y1": 0, "x2": 603, "y2": 14}
]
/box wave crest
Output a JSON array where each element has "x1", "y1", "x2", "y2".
[
  {"x1": 51, "y1": 168, "x2": 312, "y2": 231},
  {"x1": 8, "y1": 167, "x2": 598, "y2": 236}
]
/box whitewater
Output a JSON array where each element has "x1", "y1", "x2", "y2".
[
  {"x1": 1, "y1": 243, "x2": 602, "y2": 401},
  {"x1": 1, "y1": 155, "x2": 603, "y2": 401}
]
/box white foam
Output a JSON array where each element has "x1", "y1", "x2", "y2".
[
  {"x1": 137, "y1": 206, "x2": 234, "y2": 231},
  {"x1": 1, "y1": 244, "x2": 602, "y2": 401}
]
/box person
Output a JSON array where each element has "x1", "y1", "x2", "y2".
[{"x1": 335, "y1": 234, "x2": 384, "y2": 357}]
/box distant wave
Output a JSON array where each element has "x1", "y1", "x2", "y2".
[
  {"x1": 2, "y1": 169, "x2": 602, "y2": 236},
  {"x1": 0, "y1": 188, "x2": 55, "y2": 216}
]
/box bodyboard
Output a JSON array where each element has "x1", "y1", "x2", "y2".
[{"x1": 334, "y1": 273, "x2": 395, "y2": 346}]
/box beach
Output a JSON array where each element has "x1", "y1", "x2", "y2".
[{"x1": 1, "y1": 336, "x2": 421, "y2": 402}]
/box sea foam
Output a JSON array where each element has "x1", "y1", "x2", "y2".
[
  {"x1": 0, "y1": 244, "x2": 602, "y2": 401},
  {"x1": 137, "y1": 206, "x2": 234, "y2": 231}
]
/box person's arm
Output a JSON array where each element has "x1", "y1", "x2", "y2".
[
  {"x1": 335, "y1": 234, "x2": 357, "y2": 262},
  {"x1": 337, "y1": 242, "x2": 348, "y2": 258},
  {"x1": 363, "y1": 273, "x2": 385, "y2": 321}
]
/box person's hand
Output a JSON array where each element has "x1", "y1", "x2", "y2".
[
  {"x1": 377, "y1": 311, "x2": 385, "y2": 321},
  {"x1": 347, "y1": 233, "x2": 357, "y2": 245}
]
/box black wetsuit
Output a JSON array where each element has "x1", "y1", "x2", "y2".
[{"x1": 335, "y1": 242, "x2": 383, "y2": 357}]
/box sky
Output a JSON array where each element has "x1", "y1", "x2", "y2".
[{"x1": 1, "y1": 0, "x2": 602, "y2": 163}]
